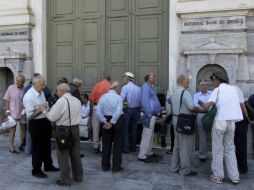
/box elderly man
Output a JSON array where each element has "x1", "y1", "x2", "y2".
[
  {"x1": 121, "y1": 72, "x2": 141, "y2": 153},
  {"x1": 199, "y1": 71, "x2": 242, "y2": 184},
  {"x1": 193, "y1": 79, "x2": 212, "y2": 162},
  {"x1": 4, "y1": 74, "x2": 26, "y2": 153},
  {"x1": 171, "y1": 74, "x2": 198, "y2": 176},
  {"x1": 40, "y1": 83, "x2": 83, "y2": 186},
  {"x1": 23, "y1": 75, "x2": 59, "y2": 178},
  {"x1": 90, "y1": 73, "x2": 111, "y2": 153},
  {"x1": 96, "y1": 81, "x2": 124, "y2": 172},
  {"x1": 138, "y1": 73, "x2": 161, "y2": 163},
  {"x1": 69, "y1": 77, "x2": 83, "y2": 101}
]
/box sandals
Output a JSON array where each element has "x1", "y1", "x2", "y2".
[{"x1": 210, "y1": 175, "x2": 223, "y2": 184}]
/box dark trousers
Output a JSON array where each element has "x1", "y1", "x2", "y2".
[
  {"x1": 170, "y1": 125, "x2": 175, "y2": 150},
  {"x1": 101, "y1": 115, "x2": 123, "y2": 171},
  {"x1": 122, "y1": 108, "x2": 139, "y2": 152},
  {"x1": 234, "y1": 119, "x2": 248, "y2": 173},
  {"x1": 56, "y1": 125, "x2": 83, "y2": 183},
  {"x1": 155, "y1": 121, "x2": 167, "y2": 136},
  {"x1": 29, "y1": 118, "x2": 53, "y2": 174}
]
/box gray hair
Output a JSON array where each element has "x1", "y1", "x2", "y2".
[
  {"x1": 32, "y1": 75, "x2": 45, "y2": 85},
  {"x1": 73, "y1": 77, "x2": 83, "y2": 84},
  {"x1": 109, "y1": 81, "x2": 120, "y2": 89},
  {"x1": 177, "y1": 74, "x2": 188, "y2": 85},
  {"x1": 57, "y1": 83, "x2": 71, "y2": 93}
]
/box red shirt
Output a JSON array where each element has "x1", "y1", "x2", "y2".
[{"x1": 89, "y1": 79, "x2": 111, "y2": 104}]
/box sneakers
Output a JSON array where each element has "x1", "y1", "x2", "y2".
[
  {"x1": 210, "y1": 175, "x2": 222, "y2": 184},
  {"x1": 231, "y1": 179, "x2": 240, "y2": 185}
]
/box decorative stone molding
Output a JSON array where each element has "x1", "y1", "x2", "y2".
[{"x1": 0, "y1": 46, "x2": 26, "y2": 79}]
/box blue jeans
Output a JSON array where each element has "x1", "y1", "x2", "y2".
[{"x1": 122, "y1": 108, "x2": 139, "y2": 152}]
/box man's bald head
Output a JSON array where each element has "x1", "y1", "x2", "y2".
[
  {"x1": 177, "y1": 74, "x2": 189, "y2": 88},
  {"x1": 56, "y1": 83, "x2": 71, "y2": 98}
]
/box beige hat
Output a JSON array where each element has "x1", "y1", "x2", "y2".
[{"x1": 123, "y1": 72, "x2": 134, "y2": 81}]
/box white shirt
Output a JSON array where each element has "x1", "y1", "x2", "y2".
[
  {"x1": 208, "y1": 83, "x2": 243, "y2": 121},
  {"x1": 23, "y1": 87, "x2": 47, "y2": 119},
  {"x1": 81, "y1": 101, "x2": 90, "y2": 119},
  {"x1": 47, "y1": 93, "x2": 81, "y2": 126}
]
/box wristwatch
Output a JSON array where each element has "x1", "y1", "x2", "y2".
[{"x1": 42, "y1": 110, "x2": 47, "y2": 114}]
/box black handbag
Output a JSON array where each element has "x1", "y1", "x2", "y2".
[
  {"x1": 176, "y1": 89, "x2": 196, "y2": 135},
  {"x1": 55, "y1": 98, "x2": 75, "y2": 151}
]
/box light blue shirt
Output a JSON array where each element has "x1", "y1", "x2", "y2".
[
  {"x1": 96, "y1": 90, "x2": 123, "y2": 124},
  {"x1": 193, "y1": 90, "x2": 212, "y2": 108},
  {"x1": 120, "y1": 81, "x2": 141, "y2": 108},
  {"x1": 141, "y1": 82, "x2": 161, "y2": 118}
]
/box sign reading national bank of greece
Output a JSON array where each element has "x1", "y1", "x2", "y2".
[
  {"x1": 182, "y1": 16, "x2": 246, "y2": 31},
  {"x1": 0, "y1": 29, "x2": 32, "y2": 41}
]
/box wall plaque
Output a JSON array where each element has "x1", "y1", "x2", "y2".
[
  {"x1": 182, "y1": 16, "x2": 246, "y2": 31},
  {"x1": 0, "y1": 29, "x2": 32, "y2": 41}
]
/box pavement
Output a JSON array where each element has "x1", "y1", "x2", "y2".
[{"x1": 0, "y1": 131, "x2": 254, "y2": 190}]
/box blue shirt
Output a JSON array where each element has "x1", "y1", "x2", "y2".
[
  {"x1": 96, "y1": 90, "x2": 123, "y2": 124},
  {"x1": 141, "y1": 82, "x2": 161, "y2": 118},
  {"x1": 193, "y1": 90, "x2": 212, "y2": 108},
  {"x1": 120, "y1": 81, "x2": 141, "y2": 108}
]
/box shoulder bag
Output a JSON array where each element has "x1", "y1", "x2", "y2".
[
  {"x1": 55, "y1": 97, "x2": 75, "y2": 150},
  {"x1": 176, "y1": 89, "x2": 196, "y2": 135},
  {"x1": 201, "y1": 88, "x2": 219, "y2": 132}
]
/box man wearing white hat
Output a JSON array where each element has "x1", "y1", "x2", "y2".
[{"x1": 121, "y1": 72, "x2": 141, "y2": 153}]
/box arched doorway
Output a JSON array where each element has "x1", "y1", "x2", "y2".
[
  {"x1": 196, "y1": 64, "x2": 227, "y2": 91},
  {"x1": 0, "y1": 67, "x2": 14, "y2": 123}
]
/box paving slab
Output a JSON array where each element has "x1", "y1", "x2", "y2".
[{"x1": 0, "y1": 132, "x2": 254, "y2": 190}]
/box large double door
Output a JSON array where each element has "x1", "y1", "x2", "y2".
[{"x1": 48, "y1": 0, "x2": 168, "y2": 92}]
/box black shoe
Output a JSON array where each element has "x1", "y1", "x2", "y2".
[
  {"x1": 32, "y1": 171, "x2": 48, "y2": 178},
  {"x1": 185, "y1": 171, "x2": 197, "y2": 176},
  {"x1": 18, "y1": 146, "x2": 25, "y2": 152},
  {"x1": 138, "y1": 157, "x2": 158, "y2": 163},
  {"x1": 94, "y1": 148, "x2": 101, "y2": 154},
  {"x1": 80, "y1": 153, "x2": 84, "y2": 158},
  {"x1": 56, "y1": 180, "x2": 71, "y2": 187},
  {"x1": 199, "y1": 158, "x2": 207, "y2": 162},
  {"x1": 148, "y1": 153, "x2": 159, "y2": 158},
  {"x1": 44, "y1": 166, "x2": 60, "y2": 172},
  {"x1": 9, "y1": 149, "x2": 19, "y2": 154},
  {"x1": 166, "y1": 149, "x2": 173, "y2": 154},
  {"x1": 112, "y1": 167, "x2": 124, "y2": 173},
  {"x1": 73, "y1": 178, "x2": 82, "y2": 183},
  {"x1": 122, "y1": 150, "x2": 130, "y2": 153}
]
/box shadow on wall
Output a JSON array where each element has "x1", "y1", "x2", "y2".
[{"x1": 0, "y1": 67, "x2": 14, "y2": 123}]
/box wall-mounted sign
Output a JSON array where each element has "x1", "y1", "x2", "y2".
[{"x1": 182, "y1": 16, "x2": 246, "y2": 31}]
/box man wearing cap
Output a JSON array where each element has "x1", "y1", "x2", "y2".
[
  {"x1": 90, "y1": 73, "x2": 111, "y2": 153},
  {"x1": 199, "y1": 71, "x2": 242, "y2": 184},
  {"x1": 121, "y1": 72, "x2": 141, "y2": 153},
  {"x1": 193, "y1": 79, "x2": 212, "y2": 162},
  {"x1": 96, "y1": 81, "x2": 124, "y2": 172}
]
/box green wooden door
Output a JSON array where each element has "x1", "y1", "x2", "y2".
[{"x1": 48, "y1": 0, "x2": 168, "y2": 92}]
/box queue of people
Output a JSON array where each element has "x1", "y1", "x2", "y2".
[{"x1": 1, "y1": 70, "x2": 253, "y2": 187}]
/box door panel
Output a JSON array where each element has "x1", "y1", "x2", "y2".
[{"x1": 48, "y1": 0, "x2": 168, "y2": 92}]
